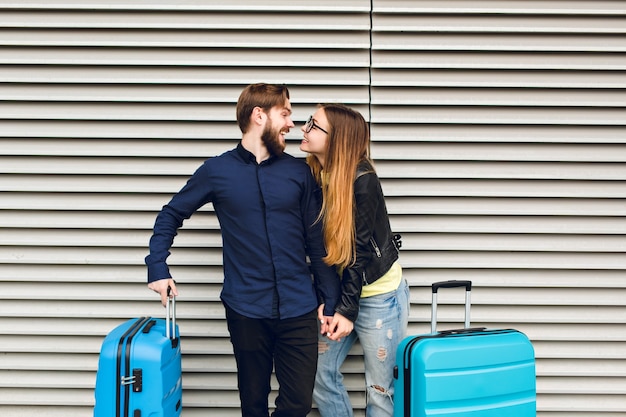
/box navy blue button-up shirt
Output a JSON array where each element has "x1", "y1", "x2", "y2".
[{"x1": 146, "y1": 143, "x2": 339, "y2": 319}]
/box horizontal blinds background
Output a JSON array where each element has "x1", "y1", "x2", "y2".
[
  {"x1": 371, "y1": 1, "x2": 626, "y2": 417},
  {"x1": 0, "y1": 1, "x2": 372, "y2": 417},
  {"x1": 0, "y1": 1, "x2": 625, "y2": 416}
]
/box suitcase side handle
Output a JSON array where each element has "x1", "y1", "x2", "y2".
[{"x1": 431, "y1": 280, "x2": 471, "y2": 333}]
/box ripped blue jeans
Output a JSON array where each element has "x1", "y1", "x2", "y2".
[{"x1": 313, "y1": 279, "x2": 409, "y2": 417}]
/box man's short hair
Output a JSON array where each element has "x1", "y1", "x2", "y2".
[{"x1": 236, "y1": 83, "x2": 290, "y2": 133}]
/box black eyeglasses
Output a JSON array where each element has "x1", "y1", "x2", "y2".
[{"x1": 304, "y1": 115, "x2": 328, "y2": 134}]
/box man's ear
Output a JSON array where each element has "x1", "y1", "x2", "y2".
[{"x1": 251, "y1": 106, "x2": 266, "y2": 127}]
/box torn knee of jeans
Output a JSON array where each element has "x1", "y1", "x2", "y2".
[
  {"x1": 318, "y1": 340, "x2": 329, "y2": 354},
  {"x1": 376, "y1": 347, "x2": 387, "y2": 361},
  {"x1": 369, "y1": 384, "x2": 392, "y2": 399}
]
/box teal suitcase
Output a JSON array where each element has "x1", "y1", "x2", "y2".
[
  {"x1": 94, "y1": 296, "x2": 182, "y2": 417},
  {"x1": 393, "y1": 281, "x2": 536, "y2": 417}
]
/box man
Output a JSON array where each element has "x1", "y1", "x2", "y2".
[{"x1": 145, "y1": 83, "x2": 339, "y2": 417}]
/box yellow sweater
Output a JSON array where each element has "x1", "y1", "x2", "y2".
[{"x1": 361, "y1": 261, "x2": 402, "y2": 298}]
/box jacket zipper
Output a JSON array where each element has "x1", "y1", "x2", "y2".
[
  {"x1": 370, "y1": 237, "x2": 382, "y2": 258},
  {"x1": 363, "y1": 238, "x2": 383, "y2": 286}
]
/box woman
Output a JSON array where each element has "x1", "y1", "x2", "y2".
[{"x1": 300, "y1": 103, "x2": 409, "y2": 417}]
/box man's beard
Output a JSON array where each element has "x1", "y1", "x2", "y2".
[{"x1": 261, "y1": 123, "x2": 286, "y2": 157}]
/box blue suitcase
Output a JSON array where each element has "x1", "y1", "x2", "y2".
[
  {"x1": 394, "y1": 280, "x2": 536, "y2": 417},
  {"x1": 94, "y1": 295, "x2": 182, "y2": 417}
]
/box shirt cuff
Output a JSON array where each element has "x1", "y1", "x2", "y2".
[{"x1": 146, "y1": 262, "x2": 172, "y2": 283}]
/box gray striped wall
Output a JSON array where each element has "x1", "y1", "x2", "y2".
[{"x1": 1, "y1": 1, "x2": 625, "y2": 416}]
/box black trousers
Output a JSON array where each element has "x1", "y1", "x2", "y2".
[{"x1": 224, "y1": 304, "x2": 318, "y2": 417}]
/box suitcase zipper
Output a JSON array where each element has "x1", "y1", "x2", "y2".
[{"x1": 116, "y1": 317, "x2": 151, "y2": 417}]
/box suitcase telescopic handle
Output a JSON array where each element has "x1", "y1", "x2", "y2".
[
  {"x1": 432, "y1": 280, "x2": 472, "y2": 293},
  {"x1": 165, "y1": 286, "x2": 176, "y2": 341},
  {"x1": 431, "y1": 280, "x2": 471, "y2": 333}
]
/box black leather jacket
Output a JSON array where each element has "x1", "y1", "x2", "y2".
[{"x1": 334, "y1": 160, "x2": 401, "y2": 322}]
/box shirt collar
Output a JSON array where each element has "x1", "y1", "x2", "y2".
[
  {"x1": 236, "y1": 142, "x2": 257, "y2": 164},
  {"x1": 236, "y1": 142, "x2": 281, "y2": 165}
]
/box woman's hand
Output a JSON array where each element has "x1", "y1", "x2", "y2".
[{"x1": 326, "y1": 312, "x2": 354, "y2": 341}]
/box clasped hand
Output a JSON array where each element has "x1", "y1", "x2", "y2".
[{"x1": 318, "y1": 304, "x2": 354, "y2": 341}]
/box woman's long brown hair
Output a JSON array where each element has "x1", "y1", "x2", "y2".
[{"x1": 306, "y1": 104, "x2": 371, "y2": 269}]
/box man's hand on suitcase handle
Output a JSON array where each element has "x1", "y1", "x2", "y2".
[{"x1": 148, "y1": 278, "x2": 178, "y2": 307}]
